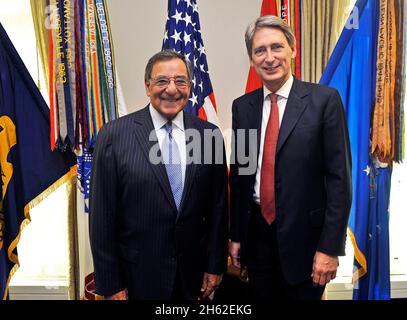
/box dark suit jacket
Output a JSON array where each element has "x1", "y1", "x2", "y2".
[
  {"x1": 229, "y1": 78, "x2": 352, "y2": 285},
  {"x1": 89, "y1": 106, "x2": 228, "y2": 299}
]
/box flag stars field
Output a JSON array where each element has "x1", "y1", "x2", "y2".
[
  {"x1": 197, "y1": 44, "x2": 205, "y2": 56},
  {"x1": 171, "y1": 30, "x2": 182, "y2": 44},
  {"x1": 184, "y1": 13, "x2": 193, "y2": 27},
  {"x1": 363, "y1": 165, "x2": 371, "y2": 176},
  {"x1": 189, "y1": 93, "x2": 198, "y2": 106},
  {"x1": 184, "y1": 32, "x2": 192, "y2": 45},
  {"x1": 172, "y1": 10, "x2": 183, "y2": 24}
]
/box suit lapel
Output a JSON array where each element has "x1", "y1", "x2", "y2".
[
  {"x1": 133, "y1": 106, "x2": 177, "y2": 210},
  {"x1": 277, "y1": 79, "x2": 309, "y2": 154},
  {"x1": 248, "y1": 88, "x2": 264, "y2": 157},
  {"x1": 177, "y1": 112, "x2": 197, "y2": 218}
]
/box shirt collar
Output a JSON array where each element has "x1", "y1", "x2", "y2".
[
  {"x1": 263, "y1": 75, "x2": 294, "y2": 101},
  {"x1": 149, "y1": 104, "x2": 185, "y2": 132}
]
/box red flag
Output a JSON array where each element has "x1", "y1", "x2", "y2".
[
  {"x1": 245, "y1": 0, "x2": 278, "y2": 93},
  {"x1": 261, "y1": 0, "x2": 278, "y2": 15}
]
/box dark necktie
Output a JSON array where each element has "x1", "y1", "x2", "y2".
[
  {"x1": 260, "y1": 93, "x2": 279, "y2": 225},
  {"x1": 163, "y1": 121, "x2": 183, "y2": 210}
]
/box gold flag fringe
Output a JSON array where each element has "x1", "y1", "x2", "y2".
[{"x1": 347, "y1": 227, "x2": 368, "y2": 284}]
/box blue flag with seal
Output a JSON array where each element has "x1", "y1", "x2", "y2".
[
  {"x1": 0, "y1": 23, "x2": 77, "y2": 300},
  {"x1": 320, "y1": 0, "x2": 391, "y2": 299}
]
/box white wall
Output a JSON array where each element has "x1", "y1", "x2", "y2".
[{"x1": 107, "y1": 0, "x2": 262, "y2": 132}]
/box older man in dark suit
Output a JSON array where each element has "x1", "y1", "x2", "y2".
[
  {"x1": 90, "y1": 50, "x2": 228, "y2": 300},
  {"x1": 229, "y1": 16, "x2": 352, "y2": 300}
]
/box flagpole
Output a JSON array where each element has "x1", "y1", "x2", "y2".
[{"x1": 67, "y1": 175, "x2": 79, "y2": 300}]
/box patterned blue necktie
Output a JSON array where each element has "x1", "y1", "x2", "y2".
[{"x1": 163, "y1": 121, "x2": 183, "y2": 210}]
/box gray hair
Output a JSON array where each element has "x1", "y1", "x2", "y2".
[
  {"x1": 144, "y1": 49, "x2": 193, "y2": 82},
  {"x1": 245, "y1": 15, "x2": 296, "y2": 57}
]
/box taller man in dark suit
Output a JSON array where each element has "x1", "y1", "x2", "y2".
[
  {"x1": 90, "y1": 50, "x2": 228, "y2": 300},
  {"x1": 229, "y1": 16, "x2": 352, "y2": 300}
]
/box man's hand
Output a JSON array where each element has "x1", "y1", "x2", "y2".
[
  {"x1": 104, "y1": 289, "x2": 128, "y2": 300},
  {"x1": 311, "y1": 251, "x2": 339, "y2": 286},
  {"x1": 199, "y1": 273, "x2": 223, "y2": 300},
  {"x1": 229, "y1": 241, "x2": 241, "y2": 268}
]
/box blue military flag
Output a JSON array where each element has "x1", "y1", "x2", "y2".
[
  {"x1": 0, "y1": 23, "x2": 77, "y2": 300},
  {"x1": 320, "y1": 0, "x2": 391, "y2": 299},
  {"x1": 359, "y1": 162, "x2": 391, "y2": 299}
]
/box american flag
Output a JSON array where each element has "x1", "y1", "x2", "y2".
[{"x1": 162, "y1": 0, "x2": 219, "y2": 126}]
